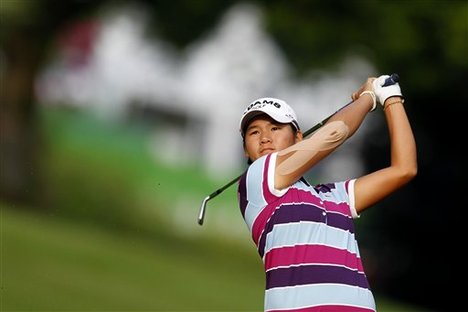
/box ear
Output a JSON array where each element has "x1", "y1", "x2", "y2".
[
  {"x1": 295, "y1": 130, "x2": 303, "y2": 142},
  {"x1": 244, "y1": 149, "x2": 253, "y2": 165}
]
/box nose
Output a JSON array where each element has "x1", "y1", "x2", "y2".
[{"x1": 260, "y1": 134, "x2": 272, "y2": 144}]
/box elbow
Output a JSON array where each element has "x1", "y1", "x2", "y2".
[
  {"x1": 411, "y1": 163, "x2": 418, "y2": 178},
  {"x1": 399, "y1": 164, "x2": 418, "y2": 184}
]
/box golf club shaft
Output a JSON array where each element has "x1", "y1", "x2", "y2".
[
  {"x1": 196, "y1": 104, "x2": 345, "y2": 226},
  {"x1": 198, "y1": 74, "x2": 399, "y2": 225},
  {"x1": 197, "y1": 107, "x2": 340, "y2": 225}
]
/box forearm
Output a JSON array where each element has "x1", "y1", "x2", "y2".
[
  {"x1": 327, "y1": 94, "x2": 374, "y2": 137},
  {"x1": 354, "y1": 98, "x2": 417, "y2": 212},
  {"x1": 384, "y1": 98, "x2": 418, "y2": 177},
  {"x1": 275, "y1": 78, "x2": 376, "y2": 189},
  {"x1": 276, "y1": 120, "x2": 349, "y2": 189}
]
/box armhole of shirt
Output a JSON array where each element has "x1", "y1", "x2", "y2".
[
  {"x1": 268, "y1": 152, "x2": 289, "y2": 198},
  {"x1": 347, "y1": 179, "x2": 360, "y2": 219}
]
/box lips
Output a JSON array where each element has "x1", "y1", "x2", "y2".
[{"x1": 260, "y1": 148, "x2": 275, "y2": 155}]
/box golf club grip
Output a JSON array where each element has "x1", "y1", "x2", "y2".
[{"x1": 382, "y1": 73, "x2": 399, "y2": 87}]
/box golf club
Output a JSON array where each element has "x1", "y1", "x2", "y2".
[{"x1": 197, "y1": 74, "x2": 400, "y2": 225}]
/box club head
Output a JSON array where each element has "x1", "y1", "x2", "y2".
[{"x1": 197, "y1": 196, "x2": 211, "y2": 225}]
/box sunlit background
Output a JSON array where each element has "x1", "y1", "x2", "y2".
[{"x1": 1, "y1": 0, "x2": 464, "y2": 311}]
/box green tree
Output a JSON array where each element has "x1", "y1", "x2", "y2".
[{"x1": 0, "y1": 0, "x2": 98, "y2": 203}]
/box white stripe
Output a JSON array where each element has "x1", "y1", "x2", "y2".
[
  {"x1": 265, "y1": 262, "x2": 362, "y2": 274},
  {"x1": 244, "y1": 156, "x2": 268, "y2": 230},
  {"x1": 244, "y1": 153, "x2": 288, "y2": 231},
  {"x1": 265, "y1": 283, "x2": 375, "y2": 311},
  {"x1": 268, "y1": 152, "x2": 289, "y2": 197},
  {"x1": 348, "y1": 179, "x2": 359, "y2": 218}
]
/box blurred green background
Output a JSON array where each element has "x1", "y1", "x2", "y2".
[{"x1": 1, "y1": 0, "x2": 465, "y2": 311}]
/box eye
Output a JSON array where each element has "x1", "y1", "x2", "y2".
[
  {"x1": 247, "y1": 129, "x2": 259, "y2": 136},
  {"x1": 271, "y1": 126, "x2": 281, "y2": 131}
]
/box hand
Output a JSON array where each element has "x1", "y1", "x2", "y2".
[
  {"x1": 351, "y1": 77, "x2": 377, "y2": 112},
  {"x1": 372, "y1": 74, "x2": 404, "y2": 107}
]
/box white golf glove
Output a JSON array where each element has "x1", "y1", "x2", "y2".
[{"x1": 372, "y1": 74, "x2": 404, "y2": 107}]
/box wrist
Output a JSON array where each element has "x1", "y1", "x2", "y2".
[
  {"x1": 359, "y1": 90, "x2": 376, "y2": 112},
  {"x1": 383, "y1": 96, "x2": 404, "y2": 111}
]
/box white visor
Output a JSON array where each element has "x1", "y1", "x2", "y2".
[{"x1": 239, "y1": 97, "x2": 299, "y2": 136}]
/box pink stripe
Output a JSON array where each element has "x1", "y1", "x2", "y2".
[
  {"x1": 324, "y1": 200, "x2": 352, "y2": 216},
  {"x1": 295, "y1": 188, "x2": 352, "y2": 217},
  {"x1": 265, "y1": 244, "x2": 364, "y2": 272},
  {"x1": 251, "y1": 190, "x2": 296, "y2": 245},
  {"x1": 268, "y1": 305, "x2": 374, "y2": 312},
  {"x1": 251, "y1": 203, "x2": 277, "y2": 245},
  {"x1": 251, "y1": 154, "x2": 280, "y2": 245},
  {"x1": 295, "y1": 188, "x2": 323, "y2": 206},
  {"x1": 345, "y1": 179, "x2": 350, "y2": 192},
  {"x1": 262, "y1": 154, "x2": 277, "y2": 203}
]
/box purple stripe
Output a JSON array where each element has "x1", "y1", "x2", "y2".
[
  {"x1": 266, "y1": 265, "x2": 370, "y2": 290},
  {"x1": 258, "y1": 203, "x2": 322, "y2": 257},
  {"x1": 314, "y1": 183, "x2": 336, "y2": 193},
  {"x1": 327, "y1": 213, "x2": 355, "y2": 233},
  {"x1": 257, "y1": 213, "x2": 272, "y2": 258},
  {"x1": 257, "y1": 202, "x2": 354, "y2": 258},
  {"x1": 238, "y1": 171, "x2": 248, "y2": 218}
]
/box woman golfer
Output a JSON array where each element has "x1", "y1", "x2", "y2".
[{"x1": 237, "y1": 75, "x2": 417, "y2": 311}]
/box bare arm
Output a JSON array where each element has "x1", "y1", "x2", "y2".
[
  {"x1": 327, "y1": 77, "x2": 376, "y2": 136},
  {"x1": 275, "y1": 78, "x2": 375, "y2": 189},
  {"x1": 354, "y1": 97, "x2": 417, "y2": 213}
]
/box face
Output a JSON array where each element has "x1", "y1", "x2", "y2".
[{"x1": 243, "y1": 114, "x2": 302, "y2": 162}]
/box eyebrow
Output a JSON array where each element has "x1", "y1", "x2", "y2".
[{"x1": 246, "y1": 120, "x2": 283, "y2": 132}]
